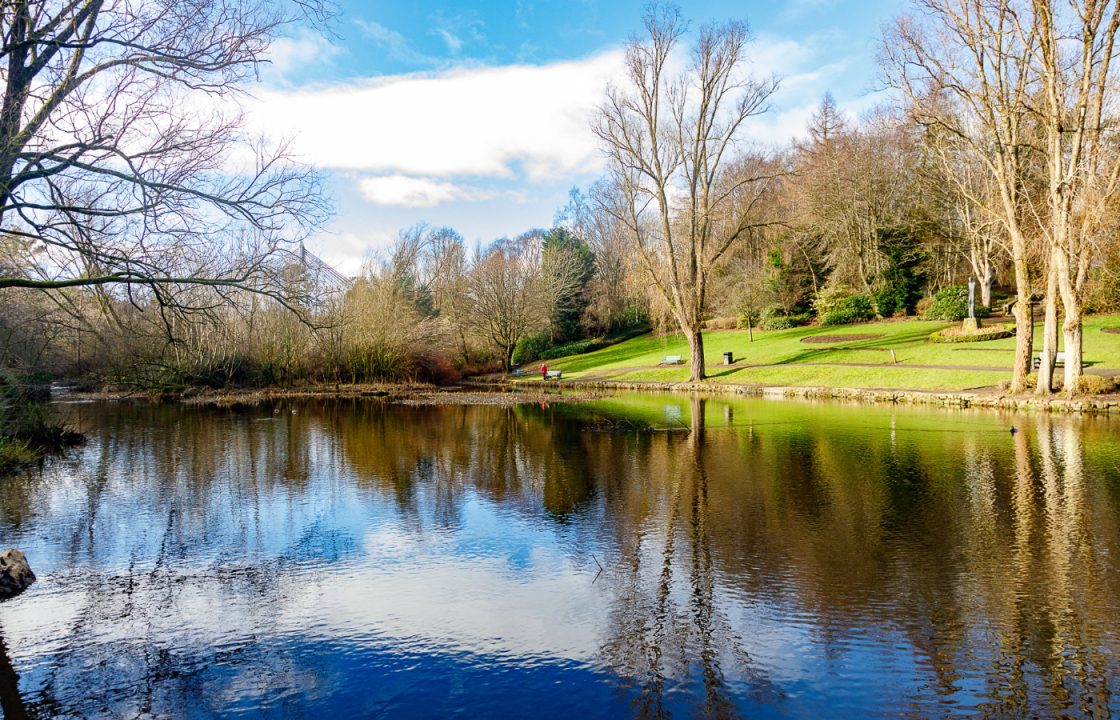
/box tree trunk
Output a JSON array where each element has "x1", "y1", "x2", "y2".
[
  {"x1": 980, "y1": 266, "x2": 993, "y2": 309},
  {"x1": 1010, "y1": 298, "x2": 1033, "y2": 394},
  {"x1": 688, "y1": 328, "x2": 706, "y2": 382},
  {"x1": 1062, "y1": 299, "x2": 1084, "y2": 395},
  {"x1": 1056, "y1": 254, "x2": 1084, "y2": 394},
  {"x1": 1009, "y1": 249, "x2": 1033, "y2": 393},
  {"x1": 1036, "y1": 259, "x2": 1059, "y2": 395}
]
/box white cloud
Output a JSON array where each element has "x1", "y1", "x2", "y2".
[
  {"x1": 434, "y1": 28, "x2": 463, "y2": 54},
  {"x1": 265, "y1": 29, "x2": 342, "y2": 80},
  {"x1": 354, "y1": 19, "x2": 441, "y2": 66},
  {"x1": 248, "y1": 49, "x2": 625, "y2": 181},
  {"x1": 358, "y1": 175, "x2": 498, "y2": 207}
]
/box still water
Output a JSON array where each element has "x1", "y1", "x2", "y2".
[{"x1": 1, "y1": 394, "x2": 1120, "y2": 718}]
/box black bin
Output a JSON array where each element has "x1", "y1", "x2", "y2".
[{"x1": 723, "y1": 352, "x2": 733, "y2": 365}]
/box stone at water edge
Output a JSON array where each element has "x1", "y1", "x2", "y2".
[{"x1": 0, "y1": 549, "x2": 35, "y2": 600}]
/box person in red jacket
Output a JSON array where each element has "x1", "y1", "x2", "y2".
[{"x1": 540, "y1": 363, "x2": 548, "y2": 380}]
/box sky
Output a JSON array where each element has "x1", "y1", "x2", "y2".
[{"x1": 250, "y1": 0, "x2": 903, "y2": 275}]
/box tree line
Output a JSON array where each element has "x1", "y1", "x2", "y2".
[{"x1": 4, "y1": 0, "x2": 1120, "y2": 397}]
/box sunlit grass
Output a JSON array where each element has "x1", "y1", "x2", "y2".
[{"x1": 524, "y1": 314, "x2": 1120, "y2": 391}]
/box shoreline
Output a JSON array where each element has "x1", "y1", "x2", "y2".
[
  {"x1": 520, "y1": 378, "x2": 1120, "y2": 415},
  {"x1": 55, "y1": 379, "x2": 1120, "y2": 415},
  {"x1": 59, "y1": 382, "x2": 605, "y2": 407}
]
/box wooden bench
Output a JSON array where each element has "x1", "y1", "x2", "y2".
[
  {"x1": 546, "y1": 370, "x2": 563, "y2": 380},
  {"x1": 659, "y1": 355, "x2": 683, "y2": 365},
  {"x1": 1033, "y1": 352, "x2": 1065, "y2": 369},
  {"x1": 510, "y1": 368, "x2": 527, "y2": 376}
]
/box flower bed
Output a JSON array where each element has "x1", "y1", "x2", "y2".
[{"x1": 929, "y1": 324, "x2": 1016, "y2": 343}]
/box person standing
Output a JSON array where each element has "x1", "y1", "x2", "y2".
[{"x1": 540, "y1": 363, "x2": 548, "y2": 380}]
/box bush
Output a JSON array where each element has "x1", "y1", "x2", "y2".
[
  {"x1": 412, "y1": 352, "x2": 462, "y2": 385},
  {"x1": 814, "y1": 288, "x2": 874, "y2": 327},
  {"x1": 512, "y1": 332, "x2": 552, "y2": 365},
  {"x1": 1078, "y1": 374, "x2": 1119, "y2": 395},
  {"x1": 759, "y1": 313, "x2": 811, "y2": 331},
  {"x1": 924, "y1": 286, "x2": 992, "y2": 322},
  {"x1": 539, "y1": 338, "x2": 608, "y2": 360},
  {"x1": 702, "y1": 316, "x2": 739, "y2": 331},
  {"x1": 873, "y1": 228, "x2": 927, "y2": 316},
  {"x1": 752, "y1": 306, "x2": 810, "y2": 331}
]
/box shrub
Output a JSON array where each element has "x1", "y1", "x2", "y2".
[
  {"x1": 753, "y1": 305, "x2": 810, "y2": 331},
  {"x1": 874, "y1": 228, "x2": 927, "y2": 316},
  {"x1": 1078, "y1": 375, "x2": 1118, "y2": 395},
  {"x1": 412, "y1": 352, "x2": 462, "y2": 385},
  {"x1": 0, "y1": 436, "x2": 36, "y2": 474},
  {"x1": 924, "y1": 285, "x2": 993, "y2": 322},
  {"x1": 512, "y1": 332, "x2": 552, "y2": 365},
  {"x1": 874, "y1": 287, "x2": 916, "y2": 318},
  {"x1": 540, "y1": 338, "x2": 608, "y2": 360},
  {"x1": 759, "y1": 313, "x2": 811, "y2": 331},
  {"x1": 702, "y1": 316, "x2": 739, "y2": 331},
  {"x1": 814, "y1": 288, "x2": 874, "y2": 327},
  {"x1": 735, "y1": 311, "x2": 760, "y2": 330}
]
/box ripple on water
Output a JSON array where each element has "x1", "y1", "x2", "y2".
[{"x1": 1, "y1": 397, "x2": 1120, "y2": 718}]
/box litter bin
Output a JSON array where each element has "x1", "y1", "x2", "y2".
[{"x1": 723, "y1": 351, "x2": 733, "y2": 365}]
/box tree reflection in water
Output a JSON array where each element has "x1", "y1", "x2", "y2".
[{"x1": 0, "y1": 396, "x2": 1117, "y2": 717}]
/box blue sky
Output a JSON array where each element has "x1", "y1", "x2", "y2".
[{"x1": 251, "y1": 0, "x2": 902, "y2": 273}]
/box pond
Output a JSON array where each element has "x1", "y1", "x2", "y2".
[{"x1": 1, "y1": 394, "x2": 1119, "y2": 718}]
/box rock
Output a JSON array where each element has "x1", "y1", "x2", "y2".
[{"x1": 0, "y1": 549, "x2": 35, "y2": 600}]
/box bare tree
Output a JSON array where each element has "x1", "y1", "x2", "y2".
[
  {"x1": 559, "y1": 182, "x2": 646, "y2": 333},
  {"x1": 1031, "y1": 0, "x2": 1120, "y2": 392},
  {"x1": 0, "y1": 0, "x2": 331, "y2": 313},
  {"x1": 883, "y1": 0, "x2": 1041, "y2": 393},
  {"x1": 931, "y1": 136, "x2": 1004, "y2": 309},
  {"x1": 469, "y1": 234, "x2": 546, "y2": 372},
  {"x1": 594, "y1": 6, "x2": 780, "y2": 381}
]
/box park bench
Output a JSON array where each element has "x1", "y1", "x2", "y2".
[
  {"x1": 510, "y1": 368, "x2": 527, "y2": 376},
  {"x1": 546, "y1": 370, "x2": 563, "y2": 380},
  {"x1": 659, "y1": 355, "x2": 683, "y2": 365},
  {"x1": 1032, "y1": 352, "x2": 1066, "y2": 369}
]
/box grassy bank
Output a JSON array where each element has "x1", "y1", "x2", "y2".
[
  {"x1": 1, "y1": 376, "x2": 87, "y2": 475},
  {"x1": 524, "y1": 314, "x2": 1120, "y2": 393}
]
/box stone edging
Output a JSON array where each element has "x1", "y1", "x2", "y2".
[{"x1": 551, "y1": 380, "x2": 1120, "y2": 415}]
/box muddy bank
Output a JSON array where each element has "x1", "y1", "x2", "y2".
[{"x1": 63, "y1": 382, "x2": 604, "y2": 408}]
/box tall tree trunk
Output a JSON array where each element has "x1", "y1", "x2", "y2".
[
  {"x1": 1061, "y1": 295, "x2": 1084, "y2": 395},
  {"x1": 980, "y1": 265, "x2": 993, "y2": 309},
  {"x1": 1036, "y1": 257, "x2": 1059, "y2": 394},
  {"x1": 688, "y1": 328, "x2": 706, "y2": 383},
  {"x1": 1056, "y1": 253, "x2": 1084, "y2": 394},
  {"x1": 1009, "y1": 252, "x2": 1033, "y2": 393}
]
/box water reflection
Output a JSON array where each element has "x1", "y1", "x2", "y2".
[{"x1": 0, "y1": 396, "x2": 1119, "y2": 717}]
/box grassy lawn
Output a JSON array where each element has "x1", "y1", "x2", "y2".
[{"x1": 524, "y1": 314, "x2": 1120, "y2": 392}]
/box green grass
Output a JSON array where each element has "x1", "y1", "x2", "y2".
[
  {"x1": 521, "y1": 314, "x2": 1120, "y2": 392},
  {"x1": 0, "y1": 436, "x2": 36, "y2": 474}
]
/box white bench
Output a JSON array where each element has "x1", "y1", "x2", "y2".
[
  {"x1": 1033, "y1": 352, "x2": 1065, "y2": 369},
  {"x1": 546, "y1": 370, "x2": 563, "y2": 380},
  {"x1": 659, "y1": 355, "x2": 683, "y2": 365}
]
